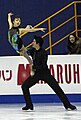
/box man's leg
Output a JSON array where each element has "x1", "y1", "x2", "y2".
[
  {"x1": 21, "y1": 74, "x2": 39, "y2": 110},
  {"x1": 43, "y1": 72, "x2": 76, "y2": 110}
]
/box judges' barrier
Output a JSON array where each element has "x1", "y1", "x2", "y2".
[{"x1": 0, "y1": 55, "x2": 81, "y2": 103}]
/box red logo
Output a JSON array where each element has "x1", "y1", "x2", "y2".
[{"x1": 17, "y1": 64, "x2": 30, "y2": 85}]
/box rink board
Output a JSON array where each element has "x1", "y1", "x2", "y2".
[{"x1": 0, "y1": 55, "x2": 81, "y2": 103}]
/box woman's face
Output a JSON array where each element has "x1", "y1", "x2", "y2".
[
  {"x1": 13, "y1": 18, "x2": 21, "y2": 27},
  {"x1": 69, "y1": 35, "x2": 76, "y2": 43}
]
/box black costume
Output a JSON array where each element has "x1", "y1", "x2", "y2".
[{"x1": 22, "y1": 47, "x2": 74, "y2": 110}]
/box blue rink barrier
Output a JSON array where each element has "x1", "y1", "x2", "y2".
[{"x1": 0, "y1": 94, "x2": 81, "y2": 104}]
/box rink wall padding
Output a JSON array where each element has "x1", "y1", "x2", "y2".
[{"x1": 0, "y1": 94, "x2": 81, "y2": 104}]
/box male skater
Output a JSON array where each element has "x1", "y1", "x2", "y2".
[{"x1": 22, "y1": 35, "x2": 77, "y2": 111}]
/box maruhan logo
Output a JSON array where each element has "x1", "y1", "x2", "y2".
[
  {"x1": 17, "y1": 63, "x2": 80, "y2": 85},
  {"x1": 17, "y1": 64, "x2": 30, "y2": 85}
]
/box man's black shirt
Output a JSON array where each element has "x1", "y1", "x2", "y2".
[{"x1": 27, "y1": 47, "x2": 48, "y2": 71}]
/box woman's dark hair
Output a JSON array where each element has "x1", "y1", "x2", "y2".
[
  {"x1": 68, "y1": 33, "x2": 78, "y2": 45},
  {"x1": 12, "y1": 16, "x2": 22, "y2": 23}
]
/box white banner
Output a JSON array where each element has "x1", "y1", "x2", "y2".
[{"x1": 0, "y1": 55, "x2": 81, "y2": 95}]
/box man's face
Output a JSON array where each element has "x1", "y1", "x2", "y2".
[
  {"x1": 32, "y1": 39, "x2": 37, "y2": 48},
  {"x1": 32, "y1": 39, "x2": 40, "y2": 49},
  {"x1": 13, "y1": 18, "x2": 21, "y2": 27},
  {"x1": 69, "y1": 35, "x2": 75, "y2": 43}
]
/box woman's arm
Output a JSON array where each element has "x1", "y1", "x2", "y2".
[
  {"x1": 19, "y1": 26, "x2": 46, "y2": 35},
  {"x1": 8, "y1": 12, "x2": 13, "y2": 30}
]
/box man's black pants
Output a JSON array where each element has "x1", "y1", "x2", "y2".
[{"x1": 22, "y1": 69, "x2": 70, "y2": 108}]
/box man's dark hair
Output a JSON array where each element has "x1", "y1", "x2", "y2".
[{"x1": 34, "y1": 35, "x2": 44, "y2": 47}]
